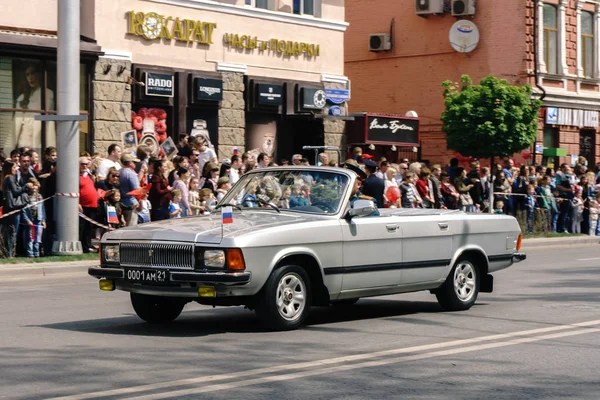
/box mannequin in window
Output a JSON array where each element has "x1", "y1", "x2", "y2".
[{"x1": 14, "y1": 63, "x2": 56, "y2": 153}]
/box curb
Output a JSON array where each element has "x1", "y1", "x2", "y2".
[
  {"x1": 0, "y1": 260, "x2": 96, "y2": 279},
  {"x1": 522, "y1": 236, "x2": 600, "y2": 249}
]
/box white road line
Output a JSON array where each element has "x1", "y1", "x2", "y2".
[
  {"x1": 49, "y1": 319, "x2": 600, "y2": 400},
  {"x1": 129, "y1": 327, "x2": 600, "y2": 399},
  {"x1": 576, "y1": 257, "x2": 600, "y2": 261}
]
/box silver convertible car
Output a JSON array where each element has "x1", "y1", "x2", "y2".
[{"x1": 89, "y1": 166, "x2": 526, "y2": 330}]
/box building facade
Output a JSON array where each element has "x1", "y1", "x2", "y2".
[
  {"x1": 0, "y1": 0, "x2": 349, "y2": 162},
  {"x1": 345, "y1": 0, "x2": 600, "y2": 168}
]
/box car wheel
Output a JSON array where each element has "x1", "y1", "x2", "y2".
[
  {"x1": 331, "y1": 298, "x2": 359, "y2": 307},
  {"x1": 255, "y1": 265, "x2": 312, "y2": 331},
  {"x1": 435, "y1": 258, "x2": 479, "y2": 311},
  {"x1": 130, "y1": 293, "x2": 185, "y2": 323}
]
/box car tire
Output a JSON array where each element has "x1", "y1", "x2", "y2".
[
  {"x1": 130, "y1": 293, "x2": 185, "y2": 323},
  {"x1": 435, "y1": 258, "x2": 479, "y2": 311},
  {"x1": 255, "y1": 265, "x2": 312, "y2": 331}
]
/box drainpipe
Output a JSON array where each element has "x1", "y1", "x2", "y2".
[{"x1": 533, "y1": 0, "x2": 547, "y2": 101}]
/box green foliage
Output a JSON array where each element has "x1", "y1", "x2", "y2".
[{"x1": 441, "y1": 74, "x2": 542, "y2": 158}]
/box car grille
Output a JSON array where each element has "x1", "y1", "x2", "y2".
[{"x1": 120, "y1": 243, "x2": 194, "y2": 270}]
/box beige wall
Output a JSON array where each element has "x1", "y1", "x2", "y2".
[
  {"x1": 95, "y1": 0, "x2": 345, "y2": 82},
  {"x1": 0, "y1": 0, "x2": 57, "y2": 31}
]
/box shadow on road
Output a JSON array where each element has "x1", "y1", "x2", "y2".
[{"x1": 32, "y1": 298, "x2": 446, "y2": 337}]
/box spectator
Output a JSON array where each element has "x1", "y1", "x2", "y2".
[
  {"x1": 440, "y1": 171, "x2": 459, "y2": 210},
  {"x1": 78, "y1": 157, "x2": 98, "y2": 253},
  {"x1": 173, "y1": 167, "x2": 191, "y2": 217},
  {"x1": 16, "y1": 151, "x2": 37, "y2": 185},
  {"x1": 291, "y1": 154, "x2": 302, "y2": 165},
  {"x1": 168, "y1": 156, "x2": 189, "y2": 186},
  {"x1": 193, "y1": 136, "x2": 218, "y2": 173},
  {"x1": 257, "y1": 152, "x2": 270, "y2": 168},
  {"x1": 149, "y1": 160, "x2": 172, "y2": 221},
  {"x1": 454, "y1": 167, "x2": 475, "y2": 212},
  {"x1": 169, "y1": 189, "x2": 183, "y2": 219},
  {"x1": 537, "y1": 175, "x2": 558, "y2": 232},
  {"x1": 119, "y1": 154, "x2": 141, "y2": 227},
  {"x1": 494, "y1": 172, "x2": 511, "y2": 214},
  {"x1": 2, "y1": 160, "x2": 28, "y2": 257},
  {"x1": 216, "y1": 176, "x2": 231, "y2": 202},
  {"x1": 188, "y1": 177, "x2": 204, "y2": 216},
  {"x1": 525, "y1": 184, "x2": 537, "y2": 233},
  {"x1": 40, "y1": 159, "x2": 57, "y2": 255},
  {"x1": 400, "y1": 172, "x2": 418, "y2": 208},
  {"x1": 318, "y1": 153, "x2": 328, "y2": 166},
  {"x1": 10, "y1": 149, "x2": 20, "y2": 164},
  {"x1": 467, "y1": 161, "x2": 483, "y2": 209},
  {"x1": 430, "y1": 164, "x2": 444, "y2": 209},
  {"x1": 96, "y1": 144, "x2": 122, "y2": 181},
  {"x1": 202, "y1": 162, "x2": 220, "y2": 195},
  {"x1": 446, "y1": 157, "x2": 459, "y2": 182},
  {"x1": 137, "y1": 190, "x2": 151, "y2": 224},
  {"x1": 44, "y1": 146, "x2": 57, "y2": 162},
  {"x1": 229, "y1": 155, "x2": 242, "y2": 185},
  {"x1": 571, "y1": 189, "x2": 584, "y2": 234},
  {"x1": 97, "y1": 168, "x2": 119, "y2": 191}
]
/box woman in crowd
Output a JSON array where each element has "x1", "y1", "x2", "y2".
[
  {"x1": 173, "y1": 167, "x2": 192, "y2": 217},
  {"x1": 1, "y1": 160, "x2": 29, "y2": 257},
  {"x1": 97, "y1": 168, "x2": 119, "y2": 191},
  {"x1": 454, "y1": 167, "x2": 475, "y2": 212},
  {"x1": 201, "y1": 162, "x2": 220, "y2": 196},
  {"x1": 440, "y1": 171, "x2": 459, "y2": 210},
  {"x1": 149, "y1": 160, "x2": 172, "y2": 221}
]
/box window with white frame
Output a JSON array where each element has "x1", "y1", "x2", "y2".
[
  {"x1": 294, "y1": 0, "x2": 314, "y2": 15},
  {"x1": 581, "y1": 10, "x2": 594, "y2": 78},
  {"x1": 245, "y1": 0, "x2": 269, "y2": 9},
  {"x1": 543, "y1": 4, "x2": 558, "y2": 75}
]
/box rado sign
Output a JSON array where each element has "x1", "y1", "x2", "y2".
[
  {"x1": 145, "y1": 72, "x2": 174, "y2": 97},
  {"x1": 366, "y1": 115, "x2": 419, "y2": 145}
]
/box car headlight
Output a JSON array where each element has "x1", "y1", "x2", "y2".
[
  {"x1": 103, "y1": 245, "x2": 120, "y2": 264},
  {"x1": 204, "y1": 250, "x2": 226, "y2": 268}
]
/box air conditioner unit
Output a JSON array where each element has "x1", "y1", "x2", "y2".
[
  {"x1": 369, "y1": 34, "x2": 391, "y2": 52},
  {"x1": 416, "y1": 0, "x2": 444, "y2": 17},
  {"x1": 451, "y1": 0, "x2": 476, "y2": 17}
]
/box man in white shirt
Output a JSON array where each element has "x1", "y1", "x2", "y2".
[
  {"x1": 97, "y1": 144, "x2": 122, "y2": 181},
  {"x1": 256, "y1": 152, "x2": 270, "y2": 168},
  {"x1": 192, "y1": 136, "x2": 217, "y2": 173},
  {"x1": 229, "y1": 155, "x2": 242, "y2": 185}
]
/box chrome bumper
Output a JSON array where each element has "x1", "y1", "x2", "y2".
[
  {"x1": 512, "y1": 253, "x2": 527, "y2": 263},
  {"x1": 88, "y1": 266, "x2": 251, "y2": 285}
]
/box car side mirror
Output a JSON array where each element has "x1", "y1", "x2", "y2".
[{"x1": 347, "y1": 199, "x2": 377, "y2": 219}]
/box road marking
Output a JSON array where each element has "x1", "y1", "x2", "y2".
[
  {"x1": 576, "y1": 257, "x2": 600, "y2": 261},
  {"x1": 49, "y1": 319, "x2": 600, "y2": 400}
]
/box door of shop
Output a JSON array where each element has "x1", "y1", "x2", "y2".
[
  {"x1": 277, "y1": 118, "x2": 324, "y2": 163},
  {"x1": 579, "y1": 130, "x2": 595, "y2": 164}
]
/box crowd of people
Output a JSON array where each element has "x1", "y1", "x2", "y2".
[{"x1": 2, "y1": 138, "x2": 600, "y2": 258}]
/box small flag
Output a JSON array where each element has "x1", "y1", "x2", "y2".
[
  {"x1": 107, "y1": 205, "x2": 119, "y2": 224},
  {"x1": 30, "y1": 224, "x2": 43, "y2": 243},
  {"x1": 221, "y1": 206, "x2": 233, "y2": 224}
]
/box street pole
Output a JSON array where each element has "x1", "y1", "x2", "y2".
[{"x1": 53, "y1": 0, "x2": 82, "y2": 254}]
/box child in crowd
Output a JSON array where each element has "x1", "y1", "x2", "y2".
[
  {"x1": 525, "y1": 184, "x2": 537, "y2": 233},
  {"x1": 279, "y1": 187, "x2": 291, "y2": 209},
  {"x1": 199, "y1": 188, "x2": 214, "y2": 215},
  {"x1": 589, "y1": 200, "x2": 599, "y2": 236},
  {"x1": 216, "y1": 176, "x2": 231, "y2": 202},
  {"x1": 21, "y1": 178, "x2": 46, "y2": 258},
  {"x1": 169, "y1": 189, "x2": 183, "y2": 218},
  {"x1": 494, "y1": 200, "x2": 504, "y2": 214},
  {"x1": 105, "y1": 189, "x2": 126, "y2": 229},
  {"x1": 400, "y1": 172, "x2": 417, "y2": 208},
  {"x1": 137, "y1": 190, "x2": 151, "y2": 224},
  {"x1": 289, "y1": 184, "x2": 309, "y2": 207},
  {"x1": 188, "y1": 177, "x2": 203, "y2": 216},
  {"x1": 571, "y1": 189, "x2": 584, "y2": 234}
]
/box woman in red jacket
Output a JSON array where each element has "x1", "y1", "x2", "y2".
[{"x1": 149, "y1": 160, "x2": 172, "y2": 221}]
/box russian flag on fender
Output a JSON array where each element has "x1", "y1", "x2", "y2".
[{"x1": 221, "y1": 206, "x2": 233, "y2": 224}]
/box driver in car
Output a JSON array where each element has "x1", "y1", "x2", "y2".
[{"x1": 344, "y1": 162, "x2": 380, "y2": 217}]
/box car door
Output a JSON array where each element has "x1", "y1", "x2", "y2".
[
  {"x1": 400, "y1": 215, "x2": 453, "y2": 285},
  {"x1": 339, "y1": 214, "x2": 403, "y2": 291}
]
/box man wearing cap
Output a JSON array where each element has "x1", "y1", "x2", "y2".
[
  {"x1": 346, "y1": 167, "x2": 380, "y2": 216},
  {"x1": 119, "y1": 154, "x2": 141, "y2": 226},
  {"x1": 361, "y1": 159, "x2": 385, "y2": 208}
]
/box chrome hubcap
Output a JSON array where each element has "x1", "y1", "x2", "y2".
[
  {"x1": 276, "y1": 273, "x2": 306, "y2": 321},
  {"x1": 453, "y1": 262, "x2": 476, "y2": 302}
]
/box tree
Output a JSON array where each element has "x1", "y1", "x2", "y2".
[{"x1": 441, "y1": 75, "x2": 542, "y2": 159}]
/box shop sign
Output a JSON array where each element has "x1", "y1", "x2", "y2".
[
  {"x1": 195, "y1": 78, "x2": 223, "y2": 101},
  {"x1": 301, "y1": 88, "x2": 326, "y2": 110},
  {"x1": 367, "y1": 116, "x2": 419, "y2": 145},
  {"x1": 546, "y1": 107, "x2": 599, "y2": 128},
  {"x1": 257, "y1": 84, "x2": 283, "y2": 106},
  {"x1": 127, "y1": 11, "x2": 217, "y2": 44},
  {"x1": 224, "y1": 34, "x2": 320, "y2": 57},
  {"x1": 145, "y1": 73, "x2": 174, "y2": 97},
  {"x1": 325, "y1": 88, "x2": 350, "y2": 104},
  {"x1": 329, "y1": 106, "x2": 343, "y2": 116}
]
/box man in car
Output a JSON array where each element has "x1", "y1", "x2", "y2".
[
  {"x1": 361, "y1": 159, "x2": 385, "y2": 208},
  {"x1": 344, "y1": 162, "x2": 379, "y2": 216}
]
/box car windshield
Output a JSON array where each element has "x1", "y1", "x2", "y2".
[{"x1": 220, "y1": 168, "x2": 350, "y2": 214}]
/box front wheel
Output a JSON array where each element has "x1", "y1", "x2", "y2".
[
  {"x1": 255, "y1": 265, "x2": 312, "y2": 331},
  {"x1": 130, "y1": 293, "x2": 185, "y2": 323},
  {"x1": 435, "y1": 258, "x2": 479, "y2": 311}
]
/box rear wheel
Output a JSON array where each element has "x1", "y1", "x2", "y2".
[
  {"x1": 255, "y1": 265, "x2": 312, "y2": 331},
  {"x1": 435, "y1": 258, "x2": 479, "y2": 311},
  {"x1": 130, "y1": 293, "x2": 185, "y2": 323}
]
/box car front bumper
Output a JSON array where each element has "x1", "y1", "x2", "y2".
[{"x1": 88, "y1": 266, "x2": 251, "y2": 285}]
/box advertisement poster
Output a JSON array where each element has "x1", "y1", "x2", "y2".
[{"x1": 246, "y1": 119, "x2": 277, "y2": 159}]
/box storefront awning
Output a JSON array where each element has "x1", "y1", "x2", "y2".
[{"x1": 0, "y1": 29, "x2": 103, "y2": 56}]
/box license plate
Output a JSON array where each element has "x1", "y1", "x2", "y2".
[{"x1": 124, "y1": 269, "x2": 169, "y2": 284}]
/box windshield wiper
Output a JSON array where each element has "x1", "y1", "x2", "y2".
[
  {"x1": 255, "y1": 198, "x2": 281, "y2": 213},
  {"x1": 213, "y1": 203, "x2": 242, "y2": 212}
]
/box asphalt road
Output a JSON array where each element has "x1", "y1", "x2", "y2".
[{"x1": 1, "y1": 245, "x2": 599, "y2": 400}]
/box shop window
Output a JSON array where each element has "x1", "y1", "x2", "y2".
[
  {"x1": 131, "y1": 106, "x2": 172, "y2": 158},
  {"x1": 0, "y1": 57, "x2": 89, "y2": 155},
  {"x1": 581, "y1": 11, "x2": 594, "y2": 78},
  {"x1": 543, "y1": 4, "x2": 558, "y2": 75},
  {"x1": 543, "y1": 126, "x2": 558, "y2": 148}
]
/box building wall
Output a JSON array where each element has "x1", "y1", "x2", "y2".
[
  {"x1": 0, "y1": 0, "x2": 57, "y2": 31},
  {"x1": 345, "y1": 0, "x2": 529, "y2": 165}
]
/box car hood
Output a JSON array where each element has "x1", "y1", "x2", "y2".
[{"x1": 102, "y1": 211, "x2": 324, "y2": 244}]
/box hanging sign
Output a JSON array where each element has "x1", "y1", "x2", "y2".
[
  {"x1": 301, "y1": 88, "x2": 326, "y2": 109},
  {"x1": 325, "y1": 88, "x2": 350, "y2": 104},
  {"x1": 256, "y1": 84, "x2": 283, "y2": 106},
  {"x1": 145, "y1": 73, "x2": 174, "y2": 97},
  {"x1": 366, "y1": 115, "x2": 419, "y2": 145},
  {"x1": 195, "y1": 78, "x2": 223, "y2": 101}
]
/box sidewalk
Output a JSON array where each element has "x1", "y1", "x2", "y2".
[{"x1": 0, "y1": 236, "x2": 597, "y2": 280}]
